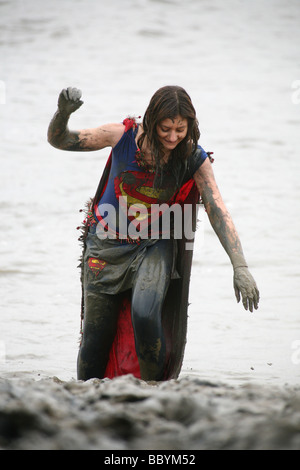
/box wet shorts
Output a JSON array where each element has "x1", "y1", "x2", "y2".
[{"x1": 83, "y1": 225, "x2": 179, "y2": 295}]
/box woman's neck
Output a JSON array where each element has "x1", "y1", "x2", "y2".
[{"x1": 136, "y1": 125, "x2": 171, "y2": 165}]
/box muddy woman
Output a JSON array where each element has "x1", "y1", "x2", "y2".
[{"x1": 47, "y1": 86, "x2": 259, "y2": 382}]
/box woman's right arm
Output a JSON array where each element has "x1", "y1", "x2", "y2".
[{"x1": 47, "y1": 87, "x2": 124, "y2": 151}]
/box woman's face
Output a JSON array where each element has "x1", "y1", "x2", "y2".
[{"x1": 156, "y1": 116, "x2": 188, "y2": 152}]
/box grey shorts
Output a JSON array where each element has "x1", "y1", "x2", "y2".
[{"x1": 82, "y1": 226, "x2": 179, "y2": 295}]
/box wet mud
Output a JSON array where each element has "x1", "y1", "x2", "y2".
[{"x1": 0, "y1": 374, "x2": 299, "y2": 450}]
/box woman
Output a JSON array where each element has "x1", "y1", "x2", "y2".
[{"x1": 48, "y1": 86, "x2": 259, "y2": 382}]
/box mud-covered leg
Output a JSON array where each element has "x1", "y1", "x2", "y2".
[
  {"x1": 131, "y1": 240, "x2": 173, "y2": 381},
  {"x1": 77, "y1": 289, "x2": 120, "y2": 380}
]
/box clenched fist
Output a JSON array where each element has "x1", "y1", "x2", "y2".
[{"x1": 58, "y1": 87, "x2": 83, "y2": 116}]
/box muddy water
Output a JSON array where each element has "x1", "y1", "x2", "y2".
[{"x1": 0, "y1": 0, "x2": 300, "y2": 450}]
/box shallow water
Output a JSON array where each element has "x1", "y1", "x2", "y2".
[{"x1": 0, "y1": 0, "x2": 300, "y2": 387}]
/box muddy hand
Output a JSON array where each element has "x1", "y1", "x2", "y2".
[
  {"x1": 233, "y1": 267, "x2": 259, "y2": 312},
  {"x1": 58, "y1": 87, "x2": 83, "y2": 116}
]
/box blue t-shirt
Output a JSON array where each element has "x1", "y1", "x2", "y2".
[{"x1": 94, "y1": 123, "x2": 207, "y2": 239}]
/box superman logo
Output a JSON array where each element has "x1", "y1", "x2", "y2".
[
  {"x1": 115, "y1": 171, "x2": 175, "y2": 205},
  {"x1": 88, "y1": 257, "x2": 107, "y2": 276},
  {"x1": 114, "y1": 171, "x2": 176, "y2": 229}
]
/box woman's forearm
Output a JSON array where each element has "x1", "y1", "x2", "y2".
[
  {"x1": 203, "y1": 191, "x2": 248, "y2": 269},
  {"x1": 47, "y1": 87, "x2": 85, "y2": 151},
  {"x1": 47, "y1": 109, "x2": 82, "y2": 150},
  {"x1": 194, "y1": 160, "x2": 259, "y2": 311},
  {"x1": 194, "y1": 161, "x2": 248, "y2": 269},
  {"x1": 48, "y1": 109, "x2": 68, "y2": 148}
]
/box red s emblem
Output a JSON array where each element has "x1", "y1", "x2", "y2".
[{"x1": 88, "y1": 258, "x2": 107, "y2": 276}]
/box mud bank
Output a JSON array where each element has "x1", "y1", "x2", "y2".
[{"x1": 0, "y1": 374, "x2": 299, "y2": 450}]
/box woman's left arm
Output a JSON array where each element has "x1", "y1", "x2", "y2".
[{"x1": 193, "y1": 158, "x2": 259, "y2": 312}]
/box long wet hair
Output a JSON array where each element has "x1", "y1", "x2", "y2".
[{"x1": 138, "y1": 85, "x2": 200, "y2": 188}]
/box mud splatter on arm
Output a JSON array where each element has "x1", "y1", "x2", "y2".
[
  {"x1": 47, "y1": 110, "x2": 113, "y2": 151},
  {"x1": 194, "y1": 159, "x2": 247, "y2": 269},
  {"x1": 194, "y1": 158, "x2": 259, "y2": 311},
  {"x1": 47, "y1": 87, "x2": 123, "y2": 152}
]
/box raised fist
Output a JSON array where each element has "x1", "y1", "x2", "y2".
[{"x1": 58, "y1": 87, "x2": 83, "y2": 116}]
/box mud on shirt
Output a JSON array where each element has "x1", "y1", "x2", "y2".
[{"x1": 93, "y1": 119, "x2": 208, "y2": 240}]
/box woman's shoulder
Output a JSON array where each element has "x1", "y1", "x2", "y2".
[
  {"x1": 91, "y1": 122, "x2": 125, "y2": 149},
  {"x1": 186, "y1": 145, "x2": 209, "y2": 178},
  {"x1": 105, "y1": 122, "x2": 125, "y2": 141},
  {"x1": 110, "y1": 118, "x2": 140, "y2": 148},
  {"x1": 189, "y1": 145, "x2": 208, "y2": 164}
]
